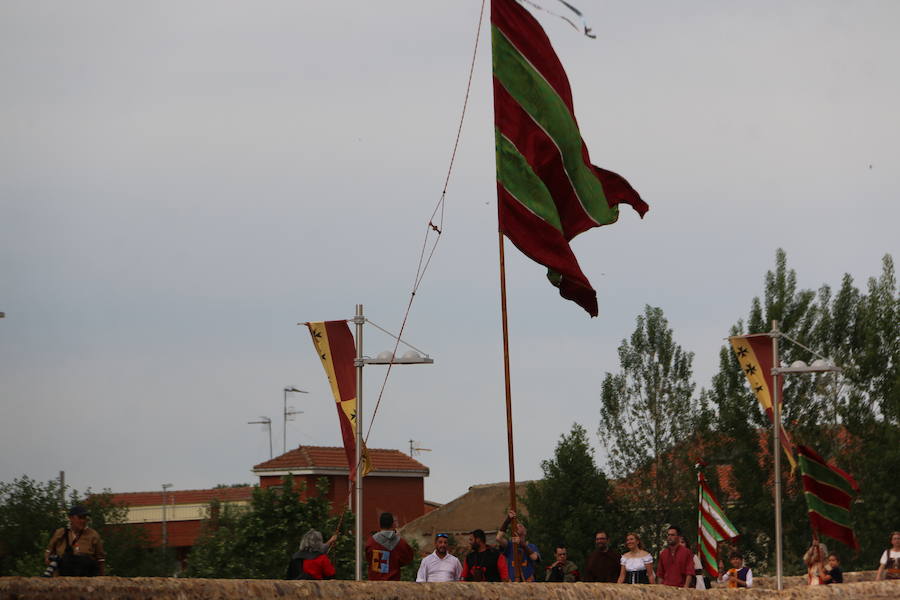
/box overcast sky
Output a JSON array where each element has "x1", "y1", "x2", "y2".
[{"x1": 2, "y1": 1, "x2": 898, "y2": 506}]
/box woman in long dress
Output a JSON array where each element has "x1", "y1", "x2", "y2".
[{"x1": 617, "y1": 533, "x2": 655, "y2": 584}]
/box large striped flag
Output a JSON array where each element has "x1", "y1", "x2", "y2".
[
  {"x1": 729, "y1": 334, "x2": 797, "y2": 471},
  {"x1": 697, "y1": 469, "x2": 739, "y2": 578},
  {"x1": 797, "y1": 445, "x2": 859, "y2": 550},
  {"x1": 492, "y1": 0, "x2": 648, "y2": 317},
  {"x1": 307, "y1": 321, "x2": 372, "y2": 480}
]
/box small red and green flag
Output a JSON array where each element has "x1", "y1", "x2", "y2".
[
  {"x1": 697, "y1": 469, "x2": 739, "y2": 578},
  {"x1": 492, "y1": 0, "x2": 648, "y2": 317},
  {"x1": 797, "y1": 445, "x2": 860, "y2": 550}
]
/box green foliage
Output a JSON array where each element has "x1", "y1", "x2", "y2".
[
  {"x1": 522, "y1": 423, "x2": 615, "y2": 568},
  {"x1": 0, "y1": 476, "x2": 170, "y2": 576},
  {"x1": 399, "y1": 538, "x2": 422, "y2": 582},
  {"x1": 0, "y1": 476, "x2": 66, "y2": 575},
  {"x1": 707, "y1": 250, "x2": 900, "y2": 574},
  {"x1": 597, "y1": 305, "x2": 702, "y2": 554},
  {"x1": 185, "y1": 476, "x2": 354, "y2": 579}
]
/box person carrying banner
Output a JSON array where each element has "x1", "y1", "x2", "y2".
[
  {"x1": 365, "y1": 512, "x2": 413, "y2": 581},
  {"x1": 286, "y1": 529, "x2": 335, "y2": 580},
  {"x1": 803, "y1": 536, "x2": 828, "y2": 585},
  {"x1": 496, "y1": 509, "x2": 540, "y2": 581}
]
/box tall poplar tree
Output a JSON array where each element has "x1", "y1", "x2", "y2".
[
  {"x1": 708, "y1": 250, "x2": 899, "y2": 573},
  {"x1": 598, "y1": 305, "x2": 702, "y2": 554}
]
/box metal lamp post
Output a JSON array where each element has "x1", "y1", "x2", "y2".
[
  {"x1": 161, "y1": 483, "x2": 173, "y2": 549},
  {"x1": 351, "y1": 303, "x2": 434, "y2": 581},
  {"x1": 768, "y1": 320, "x2": 841, "y2": 590}
]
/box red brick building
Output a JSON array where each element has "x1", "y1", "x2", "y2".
[
  {"x1": 252, "y1": 445, "x2": 430, "y2": 535},
  {"x1": 108, "y1": 486, "x2": 253, "y2": 563},
  {"x1": 109, "y1": 445, "x2": 429, "y2": 556}
]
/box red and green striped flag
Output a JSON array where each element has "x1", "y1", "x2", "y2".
[
  {"x1": 492, "y1": 0, "x2": 648, "y2": 317},
  {"x1": 697, "y1": 469, "x2": 739, "y2": 578},
  {"x1": 797, "y1": 445, "x2": 860, "y2": 550}
]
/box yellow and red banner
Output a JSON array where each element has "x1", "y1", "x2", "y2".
[
  {"x1": 307, "y1": 320, "x2": 371, "y2": 479},
  {"x1": 729, "y1": 334, "x2": 797, "y2": 471}
]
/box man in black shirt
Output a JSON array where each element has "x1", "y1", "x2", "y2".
[
  {"x1": 583, "y1": 530, "x2": 620, "y2": 582},
  {"x1": 462, "y1": 529, "x2": 509, "y2": 582}
]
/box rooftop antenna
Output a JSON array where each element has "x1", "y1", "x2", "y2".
[
  {"x1": 248, "y1": 416, "x2": 273, "y2": 459},
  {"x1": 283, "y1": 386, "x2": 309, "y2": 453},
  {"x1": 409, "y1": 439, "x2": 432, "y2": 458}
]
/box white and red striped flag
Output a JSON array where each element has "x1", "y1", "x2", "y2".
[{"x1": 697, "y1": 468, "x2": 739, "y2": 578}]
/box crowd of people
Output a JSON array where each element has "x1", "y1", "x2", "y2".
[
  {"x1": 39, "y1": 504, "x2": 900, "y2": 584},
  {"x1": 357, "y1": 509, "x2": 900, "y2": 586}
]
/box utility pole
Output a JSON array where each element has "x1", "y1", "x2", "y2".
[{"x1": 161, "y1": 483, "x2": 173, "y2": 549}]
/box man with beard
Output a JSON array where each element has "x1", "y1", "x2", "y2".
[
  {"x1": 365, "y1": 512, "x2": 413, "y2": 581},
  {"x1": 462, "y1": 529, "x2": 508, "y2": 582},
  {"x1": 656, "y1": 526, "x2": 693, "y2": 587},
  {"x1": 415, "y1": 533, "x2": 462, "y2": 582},
  {"x1": 582, "y1": 530, "x2": 620, "y2": 582}
]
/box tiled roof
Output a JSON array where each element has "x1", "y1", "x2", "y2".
[
  {"x1": 253, "y1": 445, "x2": 429, "y2": 474},
  {"x1": 403, "y1": 481, "x2": 531, "y2": 536},
  {"x1": 106, "y1": 486, "x2": 253, "y2": 507}
]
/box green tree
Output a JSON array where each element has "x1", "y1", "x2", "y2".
[
  {"x1": 708, "y1": 250, "x2": 899, "y2": 573},
  {"x1": 522, "y1": 423, "x2": 616, "y2": 569},
  {"x1": 185, "y1": 476, "x2": 354, "y2": 579},
  {"x1": 598, "y1": 305, "x2": 702, "y2": 555},
  {"x1": 0, "y1": 475, "x2": 169, "y2": 576}
]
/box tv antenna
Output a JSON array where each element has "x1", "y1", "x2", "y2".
[
  {"x1": 409, "y1": 439, "x2": 432, "y2": 458},
  {"x1": 248, "y1": 416, "x2": 273, "y2": 459}
]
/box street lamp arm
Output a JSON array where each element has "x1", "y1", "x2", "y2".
[{"x1": 364, "y1": 318, "x2": 432, "y2": 357}]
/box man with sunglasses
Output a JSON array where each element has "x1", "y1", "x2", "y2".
[
  {"x1": 45, "y1": 505, "x2": 105, "y2": 576},
  {"x1": 416, "y1": 533, "x2": 462, "y2": 582}
]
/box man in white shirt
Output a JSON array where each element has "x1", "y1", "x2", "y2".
[{"x1": 416, "y1": 533, "x2": 462, "y2": 582}]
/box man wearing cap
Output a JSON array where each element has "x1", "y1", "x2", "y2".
[
  {"x1": 496, "y1": 509, "x2": 540, "y2": 582},
  {"x1": 416, "y1": 533, "x2": 462, "y2": 582},
  {"x1": 45, "y1": 505, "x2": 106, "y2": 576},
  {"x1": 462, "y1": 529, "x2": 508, "y2": 582}
]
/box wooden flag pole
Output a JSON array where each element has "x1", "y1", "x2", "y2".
[{"x1": 497, "y1": 231, "x2": 523, "y2": 582}]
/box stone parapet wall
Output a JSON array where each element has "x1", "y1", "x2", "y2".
[
  {"x1": 750, "y1": 570, "x2": 876, "y2": 589},
  {"x1": 2, "y1": 577, "x2": 899, "y2": 600}
]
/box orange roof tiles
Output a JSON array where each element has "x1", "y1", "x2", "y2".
[
  {"x1": 107, "y1": 486, "x2": 253, "y2": 507},
  {"x1": 253, "y1": 445, "x2": 429, "y2": 474}
]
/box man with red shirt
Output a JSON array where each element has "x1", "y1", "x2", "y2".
[
  {"x1": 365, "y1": 512, "x2": 414, "y2": 581},
  {"x1": 656, "y1": 526, "x2": 693, "y2": 587}
]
